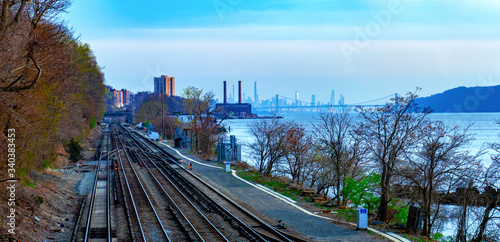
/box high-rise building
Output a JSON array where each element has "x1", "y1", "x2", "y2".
[
  {"x1": 113, "y1": 90, "x2": 124, "y2": 107},
  {"x1": 254, "y1": 81, "x2": 259, "y2": 105},
  {"x1": 295, "y1": 91, "x2": 299, "y2": 106},
  {"x1": 330, "y1": 90, "x2": 335, "y2": 105},
  {"x1": 311, "y1": 95, "x2": 316, "y2": 106},
  {"x1": 121, "y1": 89, "x2": 131, "y2": 106},
  {"x1": 338, "y1": 94, "x2": 345, "y2": 105},
  {"x1": 154, "y1": 75, "x2": 175, "y2": 97}
]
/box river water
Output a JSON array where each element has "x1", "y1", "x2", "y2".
[
  {"x1": 222, "y1": 112, "x2": 500, "y2": 238},
  {"x1": 223, "y1": 112, "x2": 500, "y2": 167}
]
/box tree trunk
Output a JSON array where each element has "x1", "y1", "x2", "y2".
[
  {"x1": 471, "y1": 201, "x2": 496, "y2": 242},
  {"x1": 377, "y1": 168, "x2": 389, "y2": 222},
  {"x1": 336, "y1": 169, "x2": 341, "y2": 208},
  {"x1": 456, "y1": 181, "x2": 473, "y2": 242},
  {"x1": 422, "y1": 187, "x2": 431, "y2": 237}
]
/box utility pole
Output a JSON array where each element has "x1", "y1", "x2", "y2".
[{"x1": 162, "y1": 92, "x2": 164, "y2": 139}]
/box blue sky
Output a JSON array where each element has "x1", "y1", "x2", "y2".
[{"x1": 63, "y1": 0, "x2": 500, "y2": 104}]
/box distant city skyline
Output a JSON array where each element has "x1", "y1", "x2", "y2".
[{"x1": 64, "y1": 0, "x2": 500, "y2": 103}]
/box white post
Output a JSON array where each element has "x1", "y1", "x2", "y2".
[{"x1": 356, "y1": 207, "x2": 368, "y2": 230}]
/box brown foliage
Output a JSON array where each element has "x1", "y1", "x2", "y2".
[{"x1": 0, "y1": 0, "x2": 105, "y2": 178}]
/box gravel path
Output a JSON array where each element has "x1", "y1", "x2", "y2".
[{"x1": 157, "y1": 140, "x2": 387, "y2": 242}]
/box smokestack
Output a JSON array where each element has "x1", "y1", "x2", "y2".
[
  {"x1": 238, "y1": 80, "x2": 242, "y2": 104},
  {"x1": 223, "y1": 80, "x2": 227, "y2": 104}
]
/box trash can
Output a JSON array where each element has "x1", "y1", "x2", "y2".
[
  {"x1": 225, "y1": 162, "x2": 231, "y2": 172},
  {"x1": 356, "y1": 207, "x2": 368, "y2": 230}
]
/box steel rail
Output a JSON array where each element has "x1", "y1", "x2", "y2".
[
  {"x1": 128, "y1": 133, "x2": 230, "y2": 242},
  {"x1": 126, "y1": 130, "x2": 270, "y2": 241},
  {"x1": 129, "y1": 128, "x2": 296, "y2": 242},
  {"x1": 115, "y1": 126, "x2": 172, "y2": 242},
  {"x1": 84, "y1": 133, "x2": 112, "y2": 241},
  {"x1": 112, "y1": 127, "x2": 138, "y2": 241}
]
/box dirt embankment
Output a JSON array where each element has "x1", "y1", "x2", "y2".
[{"x1": 0, "y1": 127, "x2": 101, "y2": 241}]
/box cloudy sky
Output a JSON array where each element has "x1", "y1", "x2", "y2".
[{"x1": 63, "y1": 0, "x2": 500, "y2": 104}]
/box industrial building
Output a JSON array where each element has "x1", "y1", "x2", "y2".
[{"x1": 214, "y1": 80, "x2": 252, "y2": 118}]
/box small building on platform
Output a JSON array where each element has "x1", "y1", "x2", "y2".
[{"x1": 217, "y1": 135, "x2": 241, "y2": 162}]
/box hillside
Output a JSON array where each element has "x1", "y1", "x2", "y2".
[{"x1": 415, "y1": 85, "x2": 500, "y2": 112}]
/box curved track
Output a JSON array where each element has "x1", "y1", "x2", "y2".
[
  {"x1": 123, "y1": 125, "x2": 304, "y2": 242},
  {"x1": 77, "y1": 123, "x2": 307, "y2": 241}
]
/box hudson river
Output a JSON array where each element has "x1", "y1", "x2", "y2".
[{"x1": 224, "y1": 112, "x2": 500, "y2": 167}]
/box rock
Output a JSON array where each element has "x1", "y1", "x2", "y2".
[
  {"x1": 323, "y1": 200, "x2": 337, "y2": 207},
  {"x1": 369, "y1": 221, "x2": 386, "y2": 226},
  {"x1": 389, "y1": 223, "x2": 406, "y2": 230}
]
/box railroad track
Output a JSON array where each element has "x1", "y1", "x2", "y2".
[
  {"x1": 76, "y1": 123, "x2": 306, "y2": 241},
  {"x1": 113, "y1": 125, "x2": 171, "y2": 241},
  {"x1": 122, "y1": 125, "x2": 305, "y2": 242},
  {"x1": 124, "y1": 136, "x2": 232, "y2": 241},
  {"x1": 81, "y1": 132, "x2": 113, "y2": 241}
]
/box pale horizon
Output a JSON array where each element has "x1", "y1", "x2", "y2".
[{"x1": 64, "y1": 0, "x2": 500, "y2": 104}]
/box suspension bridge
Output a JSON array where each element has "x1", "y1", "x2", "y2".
[{"x1": 253, "y1": 93, "x2": 398, "y2": 112}]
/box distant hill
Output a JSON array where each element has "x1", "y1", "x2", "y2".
[{"x1": 415, "y1": 85, "x2": 500, "y2": 112}]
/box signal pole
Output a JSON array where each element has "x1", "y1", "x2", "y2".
[{"x1": 162, "y1": 92, "x2": 164, "y2": 139}]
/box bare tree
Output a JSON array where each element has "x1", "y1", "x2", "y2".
[
  {"x1": 247, "y1": 118, "x2": 289, "y2": 175},
  {"x1": 182, "y1": 86, "x2": 205, "y2": 152},
  {"x1": 400, "y1": 121, "x2": 477, "y2": 236},
  {"x1": 471, "y1": 163, "x2": 500, "y2": 242},
  {"x1": 308, "y1": 152, "x2": 337, "y2": 197},
  {"x1": 356, "y1": 90, "x2": 430, "y2": 222},
  {"x1": 1, "y1": 0, "x2": 71, "y2": 93},
  {"x1": 282, "y1": 122, "x2": 312, "y2": 186},
  {"x1": 182, "y1": 87, "x2": 224, "y2": 156},
  {"x1": 468, "y1": 125, "x2": 500, "y2": 242},
  {"x1": 311, "y1": 106, "x2": 366, "y2": 207}
]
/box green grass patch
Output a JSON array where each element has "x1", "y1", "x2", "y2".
[
  {"x1": 90, "y1": 117, "x2": 97, "y2": 129},
  {"x1": 34, "y1": 195, "x2": 44, "y2": 204},
  {"x1": 17, "y1": 167, "x2": 29, "y2": 180},
  {"x1": 42, "y1": 160, "x2": 50, "y2": 169},
  {"x1": 236, "y1": 170, "x2": 304, "y2": 201},
  {"x1": 23, "y1": 179, "x2": 36, "y2": 187},
  {"x1": 334, "y1": 208, "x2": 357, "y2": 222},
  {"x1": 280, "y1": 189, "x2": 302, "y2": 201}
]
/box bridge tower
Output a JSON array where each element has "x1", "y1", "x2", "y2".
[
  {"x1": 275, "y1": 94, "x2": 279, "y2": 112},
  {"x1": 395, "y1": 93, "x2": 399, "y2": 109}
]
